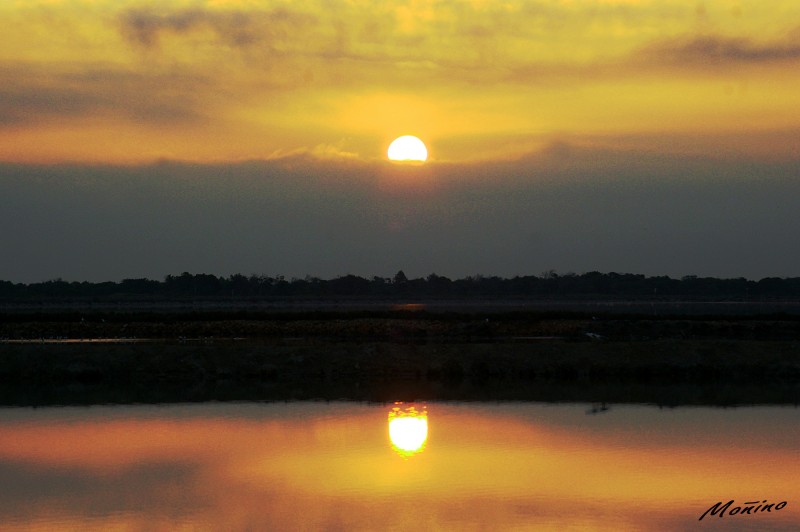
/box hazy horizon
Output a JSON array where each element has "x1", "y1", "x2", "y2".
[{"x1": 3, "y1": 143, "x2": 799, "y2": 284}]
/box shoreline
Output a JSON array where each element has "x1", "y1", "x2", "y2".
[
  {"x1": 3, "y1": 314, "x2": 800, "y2": 342},
  {"x1": 1, "y1": 337, "x2": 798, "y2": 407},
  {"x1": 2, "y1": 309, "x2": 798, "y2": 407}
]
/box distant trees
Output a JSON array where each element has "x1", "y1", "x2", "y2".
[
  {"x1": 2, "y1": 271, "x2": 800, "y2": 301},
  {"x1": 120, "y1": 278, "x2": 160, "y2": 294}
]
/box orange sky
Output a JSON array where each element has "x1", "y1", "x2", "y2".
[{"x1": 2, "y1": 0, "x2": 800, "y2": 163}]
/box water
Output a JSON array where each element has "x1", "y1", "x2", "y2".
[{"x1": 0, "y1": 402, "x2": 797, "y2": 531}]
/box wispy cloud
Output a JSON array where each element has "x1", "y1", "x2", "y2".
[
  {"x1": 0, "y1": 64, "x2": 210, "y2": 129},
  {"x1": 639, "y1": 30, "x2": 800, "y2": 69},
  {"x1": 118, "y1": 6, "x2": 316, "y2": 51}
]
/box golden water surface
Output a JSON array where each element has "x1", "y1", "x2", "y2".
[{"x1": 0, "y1": 402, "x2": 797, "y2": 531}]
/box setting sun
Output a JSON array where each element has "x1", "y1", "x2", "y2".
[{"x1": 387, "y1": 136, "x2": 428, "y2": 163}]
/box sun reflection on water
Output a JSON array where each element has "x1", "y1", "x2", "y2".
[{"x1": 387, "y1": 403, "x2": 428, "y2": 457}]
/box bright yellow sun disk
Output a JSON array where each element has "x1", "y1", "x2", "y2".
[
  {"x1": 387, "y1": 135, "x2": 428, "y2": 163},
  {"x1": 388, "y1": 404, "x2": 428, "y2": 456}
]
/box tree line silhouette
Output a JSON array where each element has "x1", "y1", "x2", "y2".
[{"x1": 2, "y1": 271, "x2": 800, "y2": 301}]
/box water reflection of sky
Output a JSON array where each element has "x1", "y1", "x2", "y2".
[{"x1": 0, "y1": 403, "x2": 797, "y2": 531}]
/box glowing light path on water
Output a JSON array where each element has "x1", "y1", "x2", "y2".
[{"x1": 388, "y1": 403, "x2": 428, "y2": 457}]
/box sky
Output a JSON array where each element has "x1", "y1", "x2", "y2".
[{"x1": 2, "y1": 0, "x2": 800, "y2": 282}]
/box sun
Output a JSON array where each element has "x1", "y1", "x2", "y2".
[{"x1": 387, "y1": 135, "x2": 428, "y2": 163}]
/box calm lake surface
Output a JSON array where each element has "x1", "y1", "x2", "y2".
[{"x1": 0, "y1": 402, "x2": 797, "y2": 531}]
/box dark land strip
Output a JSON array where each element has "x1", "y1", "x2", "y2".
[{"x1": 1, "y1": 309, "x2": 799, "y2": 407}]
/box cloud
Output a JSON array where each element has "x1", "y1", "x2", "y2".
[
  {"x1": 118, "y1": 6, "x2": 317, "y2": 51},
  {"x1": 109, "y1": 2, "x2": 610, "y2": 87},
  {"x1": 0, "y1": 81, "x2": 95, "y2": 127},
  {"x1": 638, "y1": 31, "x2": 800, "y2": 69},
  {"x1": 504, "y1": 28, "x2": 800, "y2": 87},
  {"x1": 0, "y1": 64, "x2": 210, "y2": 129}
]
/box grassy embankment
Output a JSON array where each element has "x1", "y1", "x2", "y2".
[{"x1": 1, "y1": 310, "x2": 799, "y2": 406}]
